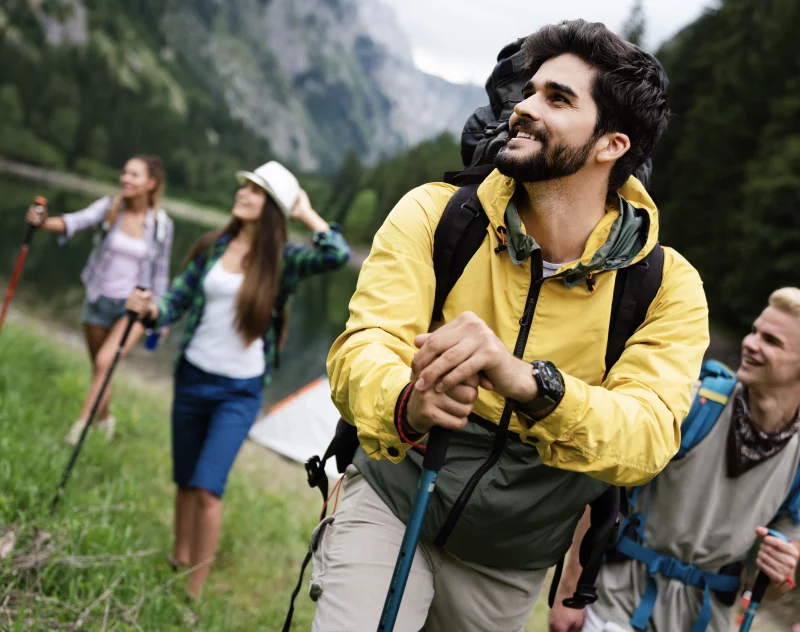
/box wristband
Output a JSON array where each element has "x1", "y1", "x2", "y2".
[{"x1": 395, "y1": 384, "x2": 427, "y2": 451}]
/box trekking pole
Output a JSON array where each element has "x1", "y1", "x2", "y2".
[
  {"x1": 377, "y1": 426, "x2": 452, "y2": 631},
  {"x1": 50, "y1": 299, "x2": 141, "y2": 513},
  {"x1": 738, "y1": 529, "x2": 791, "y2": 632},
  {"x1": 0, "y1": 196, "x2": 47, "y2": 335}
]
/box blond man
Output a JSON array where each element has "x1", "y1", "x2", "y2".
[{"x1": 551, "y1": 288, "x2": 800, "y2": 632}]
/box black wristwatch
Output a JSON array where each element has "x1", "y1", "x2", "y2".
[{"x1": 515, "y1": 360, "x2": 565, "y2": 422}]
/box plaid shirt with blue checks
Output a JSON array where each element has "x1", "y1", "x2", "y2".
[{"x1": 156, "y1": 227, "x2": 350, "y2": 384}]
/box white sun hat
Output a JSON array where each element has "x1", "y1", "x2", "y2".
[{"x1": 235, "y1": 161, "x2": 300, "y2": 218}]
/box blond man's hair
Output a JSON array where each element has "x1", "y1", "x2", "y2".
[{"x1": 769, "y1": 287, "x2": 800, "y2": 320}]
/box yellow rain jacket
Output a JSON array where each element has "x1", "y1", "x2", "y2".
[{"x1": 327, "y1": 169, "x2": 709, "y2": 569}]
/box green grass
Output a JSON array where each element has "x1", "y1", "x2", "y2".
[
  {"x1": 0, "y1": 322, "x2": 550, "y2": 630},
  {"x1": 0, "y1": 323, "x2": 321, "y2": 630}
]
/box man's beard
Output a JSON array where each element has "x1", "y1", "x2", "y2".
[{"x1": 494, "y1": 126, "x2": 597, "y2": 183}]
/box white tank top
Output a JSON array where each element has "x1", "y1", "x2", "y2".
[
  {"x1": 184, "y1": 259, "x2": 266, "y2": 379},
  {"x1": 98, "y1": 230, "x2": 149, "y2": 299}
]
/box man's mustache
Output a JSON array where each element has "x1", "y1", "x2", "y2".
[{"x1": 509, "y1": 120, "x2": 548, "y2": 144}]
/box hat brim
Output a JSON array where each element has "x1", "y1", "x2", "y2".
[{"x1": 235, "y1": 170, "x2": 291, "y2": 217}]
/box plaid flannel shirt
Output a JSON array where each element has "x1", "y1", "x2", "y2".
[{"x1": 156, "y1": 227, "x2": 350, "y2": 385}]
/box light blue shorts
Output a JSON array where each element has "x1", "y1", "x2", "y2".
[{"x1": 81, "y1": 295, "x2": 128, "y2": 329}]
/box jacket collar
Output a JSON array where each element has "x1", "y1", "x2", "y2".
[{"x1": 476, "y1": 169, "x2": 659, "y2": 285}]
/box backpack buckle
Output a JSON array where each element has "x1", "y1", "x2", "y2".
[
  {"x1": 562, "y1": 584, "x2": 598, "y2": 609},
  {"x1": 482, "y1": 121, "x2": 502, "y2": 135},
  {"x1": 460, "y1": 195, "x2": 484, "y2": 219},
  {"x1": 482, "y1": 120, "x2": 509, "y2": 138},
  {"x1": 305, "y1": 455, "x2": 326, "y2": 490}
]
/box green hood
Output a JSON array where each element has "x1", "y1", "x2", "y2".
[{"x1": 504, "y1": 194, "x2": 651, "y2": 289}]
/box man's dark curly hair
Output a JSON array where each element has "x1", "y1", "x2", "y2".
[{"x1": 523, "y1": 19, "x2": 670, "y2": 191}]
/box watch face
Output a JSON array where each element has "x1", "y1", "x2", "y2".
[
  {"x1": 535, "y1": 361, "x2": 560, "y2": 393},
  {"x1": 536, "y1": 362, "x2": 555, "y2": 391}
]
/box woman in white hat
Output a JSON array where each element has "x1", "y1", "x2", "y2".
[{"x1": 126, "y1": 161, "x2": 350, "y2": 598}]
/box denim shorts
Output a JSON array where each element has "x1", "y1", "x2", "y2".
[
  {"x1": 81, "y1": 295, "x2": 128, "y2": 329},
  {"x1": 171, "y1": 358, "x2": 264, "y2": 497}
]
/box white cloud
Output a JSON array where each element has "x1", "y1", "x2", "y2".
[{"x1": 380, "y1": 0, "x2": 716, "y2": 85}]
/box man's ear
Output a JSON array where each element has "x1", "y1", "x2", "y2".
[{"x1": 595, "y1": 132, "x2": 631, "y2": 164}]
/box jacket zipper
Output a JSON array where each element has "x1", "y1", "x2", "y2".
[{"x1": 433, "y1": 250, "x2": 544, "y2": 548}]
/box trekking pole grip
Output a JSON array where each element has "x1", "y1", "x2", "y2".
[
  {"x1": 749, "y1": 571, "x2": 770, "y2": 605},
  {"x1": 126, "y1": 285, "x2": 147, "y2": 321},
  {"x1": 25, "y1": 196, "x2": 48, "y2": 246},
  {"x1": 120, "y1": 285, "x2": 146, "y2": 343},
  {"x1": 751, "y1": 529, "x2": 790, "y2": 603},
  {"x1": 739, "y1": 529, "x2": 790, "y2": 632},
  {"x1": 422, "y1": 426, "x2": 451, "y2": 472}
]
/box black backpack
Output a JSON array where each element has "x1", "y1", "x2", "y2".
[
  {"x1": 457, "y1": 38, "x2": 529, "y2": 176},
  {"x1": 283, "y1": 39, "x2": 667, "y2": 630}
]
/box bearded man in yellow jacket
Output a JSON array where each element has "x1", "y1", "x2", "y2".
[{"x1": 313, "y1": 19, "x2": 710, "y2": 632}]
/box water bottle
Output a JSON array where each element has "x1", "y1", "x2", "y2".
[{"x1": 145, "y1": 328, "x2": 160, "y2": 351}]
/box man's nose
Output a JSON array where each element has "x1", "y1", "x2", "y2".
[{"x1": 512, "y1": 94, "x2": 543, "y2": 124}]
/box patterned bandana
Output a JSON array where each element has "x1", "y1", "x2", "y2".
[{"x1": 727, "y1": 388, "x2": 800, "y2": 477}]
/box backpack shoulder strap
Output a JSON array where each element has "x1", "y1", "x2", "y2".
[
  {"x1": 555, "y1": 245, "x2": 664, "y2": 611},
  {"x1": 550, "y1": 485, "x2": 626, "y2": 610},
  {"x1": 444, "y1": 163, "x2": 497, "y2": 186},
  {"x1": 91, "y1": 196, "x2": 116, "y2": 246},
  {"x1": 604, "y1": 245, "x2": 664, "y2": 378},
  {"x1": 676, "y1": 360, "x2": 738, "y2": 458},
  {"x1": 306, "y1": 187, "x2": 490, "y2": 506},
  {"x1": 430, "y1": 184, "x2": 490, "y2": 324},
  {"x1": 155, "y1": 209, "x2": 169, "y2": 244},
  {"x1": 701, "y1": 359, "x2": 736, "y2": 379}
]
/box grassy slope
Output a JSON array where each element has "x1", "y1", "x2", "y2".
[
  {"x1": 0, "y1": 322, "x2": 550, "y2": 630},
  {"x1": 0, "y1": 323, "x2": 320, "y2": 630}
]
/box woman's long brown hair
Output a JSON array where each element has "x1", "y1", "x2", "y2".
[
  {"x1": 107, "y1": 154, "x2": 166, "y2": 225},
  {"x1": 185, "y1": 195, "x2": 287, "y2": 345}
]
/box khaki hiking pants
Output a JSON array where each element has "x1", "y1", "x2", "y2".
[{"x1": 310, "y1": 466, "x2": 547, "y2": 632}]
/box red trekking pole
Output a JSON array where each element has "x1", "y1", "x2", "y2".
[{"x1": 0, "y1": 196, "x2": 47, "y2": 335}]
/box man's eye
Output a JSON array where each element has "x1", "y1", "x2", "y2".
[{"x1": 551, "y1": 94, "x2": 569, "y2": 104}]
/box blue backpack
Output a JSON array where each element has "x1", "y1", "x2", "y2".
[
  {"x1": 613, "y1": 359, "x2": 800, "y2": 632},
  {"x1": 676, "y1": 360, "x2": 800, "y2": 520}
]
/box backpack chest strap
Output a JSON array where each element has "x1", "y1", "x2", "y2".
[{"x1": 616, "y1": 535, "x2": 740, "y2": 632}]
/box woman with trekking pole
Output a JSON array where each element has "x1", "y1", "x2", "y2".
[
  {"x1": 125, "y1": 160, "x2": 350, "y2": 599},
  {"x1": 24, "y1": 155, "x2": 172, "y2": 445}
]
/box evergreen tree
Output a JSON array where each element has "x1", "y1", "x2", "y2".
[
  {"x1": 654, "y1": 0, "x2": 800, "y2": 331},
  {"x1": 621, "y1": 0, "x2": 646, "y2": 46}
]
